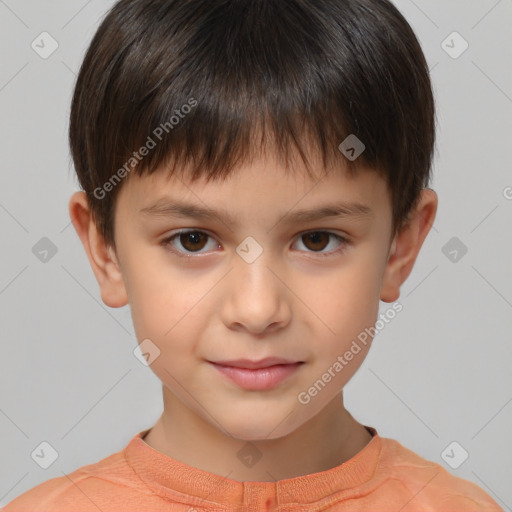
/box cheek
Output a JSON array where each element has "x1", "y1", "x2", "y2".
[
  {"x1": 125, "y1": 253, "x2": 216, "y2": 359},
  {"x1": 294, "y1": 252, "x2": 383, "y2": 388},
  {"x1": 301, "y1": 257, "x2": 382, "y2": 334}
]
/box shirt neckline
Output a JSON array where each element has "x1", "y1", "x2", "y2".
[{"x1": 124, "y1": 425, "x2": 382, "y2": 506}]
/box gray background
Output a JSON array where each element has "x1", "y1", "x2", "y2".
[{"x1": 0, "y1": 0, "x2": 511, "y2": 508}]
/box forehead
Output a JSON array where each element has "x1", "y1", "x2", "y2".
[{"x1": 116, "y1": 154, "x2": 390, "y2": 226}]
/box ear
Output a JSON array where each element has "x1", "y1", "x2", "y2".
[
  {"x1": 68, "y1": 191, "x2": 128, "y2": 308},
  {"x1": 380, "y1": 188, "x2": 438, "y2": 303}
]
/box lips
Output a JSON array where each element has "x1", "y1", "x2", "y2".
[
  {"x1": 210, "y1": 357, "x2": 302, "y2": 370},
  {"x1": 208, "y1": 358, "x2": 304, "y2": 390}
]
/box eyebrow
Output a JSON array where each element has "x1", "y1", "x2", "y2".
[{"x1": 139, "y1": 198, "x2": 373, "y2": 226}]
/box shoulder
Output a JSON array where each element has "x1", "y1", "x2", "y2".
[
  {"x1": 376, "y1": 436, "x2": 503, "y2": 511},
  {"x1": 3, "y1": 449, "x2": 149, "y2": 511}
]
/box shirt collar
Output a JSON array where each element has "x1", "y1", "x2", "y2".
[{"x1": 124, "y1": 425, "x2": 382, "y2": 506}]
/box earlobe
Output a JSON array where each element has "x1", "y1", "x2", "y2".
[
  {"x1": 68, "y1": 191, "x2": 128, "y2": 308},
  {"x1": 380, "y1": 188, "x2": 438, "y2": 303}
]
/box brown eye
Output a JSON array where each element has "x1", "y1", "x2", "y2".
[
  {"x1": 301, "y1": 232, "x2": 331, "y2": 252},
  {"x1": 161, "y1": 230, "x2": 219, "y2": 256},
  {"x1": 179, "y1": 231, "x2": 208, "y2": 252},
  {"x1": 293, "y1": 231, "x2": 349, "y2": 257}
]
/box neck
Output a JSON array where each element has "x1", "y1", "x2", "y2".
[{"x1": 143, "y1": 388, "x2": 373, "y2": 482}]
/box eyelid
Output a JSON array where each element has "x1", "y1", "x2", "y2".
[
  {"x1": 161, "y1": 229, "x2": 220, "y2": 258},
  {"x1": 160, "y1": 228, "x2": 351, "y2": 258},
  {"x1": 293, "y1": 230, "x2": 350, "y2": 258}
]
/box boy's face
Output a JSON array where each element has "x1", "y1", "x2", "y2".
[{"x1": 73, "y1": 151, "x2": 435, "y2": 441}]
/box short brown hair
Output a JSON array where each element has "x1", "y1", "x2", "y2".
[{"x1": 69, "y1": 0, "x2": 435, "y2": 250}]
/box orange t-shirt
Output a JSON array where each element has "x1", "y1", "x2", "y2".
[{"x1": 3, "y1": 426, "x2": 503, "y2": 511}]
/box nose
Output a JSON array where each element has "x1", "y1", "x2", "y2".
[{"x1": 220, "y1": 253, "x2": 291, "y2": 335}]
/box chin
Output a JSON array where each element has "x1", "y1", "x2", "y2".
[{"x1": 217, "y1": 408, "x2": 302, "y2": 442}]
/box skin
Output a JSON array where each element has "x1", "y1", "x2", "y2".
[{"x1": 69, "y1": 149, "x2": 437, "y2": 482}]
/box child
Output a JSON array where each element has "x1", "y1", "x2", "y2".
[{"x1": 4, "y1": 0, "x2": 503, "y2": 510}]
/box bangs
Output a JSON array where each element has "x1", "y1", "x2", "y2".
[{"x1": 91, "y1": 0, "x2": 378, "y2": 185}]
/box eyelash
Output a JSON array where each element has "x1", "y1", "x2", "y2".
[{"x1": 160, "y1": 230, "x2": 350, "y2": 259}]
